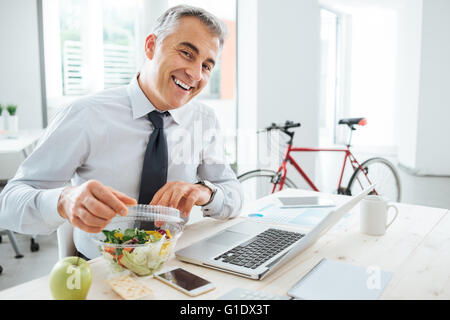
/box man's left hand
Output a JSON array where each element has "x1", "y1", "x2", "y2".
[{"x1": 150, "y1": 181, "x2": 212, "y2": 218}]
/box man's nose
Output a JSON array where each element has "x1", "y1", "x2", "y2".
[{"x1": 186, "y1": 62, "x2": 202, "y2": 82}]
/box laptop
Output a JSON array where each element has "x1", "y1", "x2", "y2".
[{"x1": 175, "y1": 185, "x2": 375, "y2": 280}]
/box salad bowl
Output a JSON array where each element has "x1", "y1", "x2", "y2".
[{"x1": 90, "y1": 205, "x2": 185, "y2": 277}]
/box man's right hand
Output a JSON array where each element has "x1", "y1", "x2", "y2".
[{"x1": 57, "y1": 180, "x2": 137, "y2": 233}]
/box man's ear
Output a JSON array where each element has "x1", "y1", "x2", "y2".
[{"x1": 144, "y1": 34, "x2": 158, "y2": 60}]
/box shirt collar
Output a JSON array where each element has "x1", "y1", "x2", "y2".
[
  {"x1": 126, "y1": 74, "x2": 189, "y2": 126},
  {"x1": 167, "y1": 104, "x2": 190, "y2": 126},
  {"x1": 127, "y1": 74, "x2": 156, "y2": 120}
]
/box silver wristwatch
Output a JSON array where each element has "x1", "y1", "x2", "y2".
[{"x1": 196, "y1": 180, "x2": 217, "y2": 206}]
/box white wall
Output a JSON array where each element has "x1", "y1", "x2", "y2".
[
  {"x1": 396, "y1": 0, "x2": 423, "y2": 170},
  {"x1": 256, "y1": 0, "x2": 321, "y2": 188},
  {"x1": 414, "y1": 0, "x2": 450, "y2": 175},
  {"x1": 237, "y1": 0, "x2": 321, "y2": 189},
  {"x1": 0, "y1": 0, "x2": 44, "y2": 180},
  {"x1": 0, "y1": 0, "x2": 43, "y2": 130},
  {"x1": 397, "y1": 0, "x2": 450, "y2": 176}
]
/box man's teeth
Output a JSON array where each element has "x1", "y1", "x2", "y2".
[{"x1": 174, "y1": 78, "x2": 191, "y2": 90}]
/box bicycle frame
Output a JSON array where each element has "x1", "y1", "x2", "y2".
[{"x1": 272, "y1": 143, "x2": 373, "y2": 194}]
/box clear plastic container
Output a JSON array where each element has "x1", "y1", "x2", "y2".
[{"x1": 89, "y1": 205, "x2": 184, "y2": 277}]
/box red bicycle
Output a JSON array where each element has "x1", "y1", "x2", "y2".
[{"x1": 238, "y1": 118, "x2": 401, "y2": 202}]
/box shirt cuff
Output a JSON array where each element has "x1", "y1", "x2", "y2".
[
  {"x1": 38, "y1": 187, "x2": 67, "y2": 228},
  {"x1": 201, "y1": 186, "x2": 225, "y2": 219}
]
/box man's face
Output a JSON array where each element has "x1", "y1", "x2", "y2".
[{"x1": 142, "y1": 16, "x2": 221, "y2": 110}]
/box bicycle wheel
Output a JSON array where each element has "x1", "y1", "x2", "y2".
[
  {"x1": 347, "y1": 157, "x2": 401, "y2": 202},
  {"x1": 238, "y1": 169, "x2": 297, "y2": 203}
]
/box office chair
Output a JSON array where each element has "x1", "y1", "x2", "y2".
[
  {"x1": 0, "y1": 224, "x2": 72, "y2": 261},
  {"x1": 30, "y1": 235, "x2": 39, "y2": 252},
  {"x1": 0, "y1": 229, "x2": 24, "y2": 258},
  {"x1": 57, "y1": 221, "x2": 77, "y2": 260}
]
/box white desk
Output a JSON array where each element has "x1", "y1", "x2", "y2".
[
  {"x1": 0, "y1": 130, "x2": 43, "y2": 157},
  {"x1": 0, "y1": 188, "x2": 448, "y2": 300},
  {"x1": 0, "y1": 130, "x2": 44, "y2": 257}
]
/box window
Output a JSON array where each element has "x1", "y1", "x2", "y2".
[
  {"x1": 318, "y1": 5, "x2": 398, "y2": 149},
  {"x1": 346, "y1": 9, "x2": 397, "y2": 148},
  {"x1": 51, "y1": 0, "x2": 141, "y2": 97},
  {"x1": 102, "y1": 1, "x2": 139, "y2": 89},
  {"x1": 43, "y1": 0, "x2": 141, "y2": 120},
  {"x1": 59, "y1": 0, "x2": 82, "y2": 95},
  {"x1": 319, "y1": 8, "x2": 341, "y2": 145}
]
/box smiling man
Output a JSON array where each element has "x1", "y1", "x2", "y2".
[{"x1": 0, "y1": 5, "x2": 243, "y2": 259}]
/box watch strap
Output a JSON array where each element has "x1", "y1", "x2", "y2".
[{"x1": 196, "y1": 180, "x2": 217, "y2": 206}]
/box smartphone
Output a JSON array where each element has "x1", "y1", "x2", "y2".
[{"x1": 154, "y1": 267, "x2": 216, "y2": 297}]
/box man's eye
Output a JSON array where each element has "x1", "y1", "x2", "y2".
[
  {"x1": 203, "y1": 64, "x2": 211, "y2": 72},
  {"x1": 181, "y1": 51, "x2": 192, "y2": 59}
]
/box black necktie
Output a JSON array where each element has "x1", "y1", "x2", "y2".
[{"x1": 136, "y1": 110, "x2": 168, "y2": 229}]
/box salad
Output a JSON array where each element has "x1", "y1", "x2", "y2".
[{"x1": 101, "y1": 227, "x2": 174, "y2": 276}]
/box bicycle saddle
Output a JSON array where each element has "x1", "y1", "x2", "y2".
[{"x1": 338, "y1": 118, "x2": 367, "y2": 127}]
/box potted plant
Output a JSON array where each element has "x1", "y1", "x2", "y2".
[
  {"x1": 6, "y1": 104, "x2": 18, "y2": 134},
  {"x1": 0, "y1": 104, "x2": 4, "y2": 131}
]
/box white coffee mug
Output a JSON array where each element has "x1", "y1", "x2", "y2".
[{"x1": 360, "y1": 195, "x2": 399, "y2": 236}]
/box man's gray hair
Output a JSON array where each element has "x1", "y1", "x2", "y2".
[{"x1": 153, "y1": 5, "x2": 228, "y2": 48}]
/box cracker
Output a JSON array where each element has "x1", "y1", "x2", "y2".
[{"x1": 107, "y1": 275, "x2": 153, "y2": 300}]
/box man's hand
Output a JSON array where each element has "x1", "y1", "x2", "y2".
[
  {"x1": 57, "y1": 180, "x2": 137, "y2": 233},
  {"x1": 150, "y1": 181, "x2": 212, "y2": 218}
]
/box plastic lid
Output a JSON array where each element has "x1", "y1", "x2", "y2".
[
  {"x1": 89, "y1": 205, "x2": 185, "y2": 248},
  {"x1": 121, "y1": 204, "x2": 183, "y2": 224}
]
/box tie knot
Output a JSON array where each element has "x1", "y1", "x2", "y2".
[{"x1": 148, "y1": 110, "x2": 167, "y2": 129}]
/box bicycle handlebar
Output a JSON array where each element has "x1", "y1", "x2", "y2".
[{"x1": 257, "y1": 121, "x2": 301, "y2": 133}]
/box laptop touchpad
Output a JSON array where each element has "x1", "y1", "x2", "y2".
[{"x1": 209, "y1": 230, "x2": 249, "y2": 247}]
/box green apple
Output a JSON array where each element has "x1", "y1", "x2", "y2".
[{"x1": 49, "y1": 256, "x2": 92, "y2": 300}]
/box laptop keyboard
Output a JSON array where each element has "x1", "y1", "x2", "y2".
[{"x1": 214, "y1": 228, "x2": 305, "y2": 269}]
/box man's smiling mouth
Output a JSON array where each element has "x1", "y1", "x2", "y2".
[{"x1": 172, "y1": 76, "x2": 193, "y2": 91}]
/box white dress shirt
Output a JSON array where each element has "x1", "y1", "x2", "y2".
[{"x1": 0, "y1": 76, "x2": 243, "y2": 258}]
